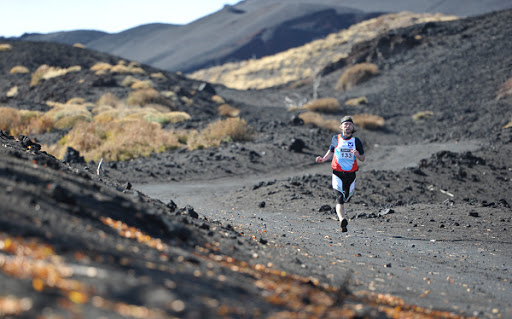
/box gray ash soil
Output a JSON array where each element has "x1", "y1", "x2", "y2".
[{"x1": 1, "y1": 8, "x2": 512, "y2": 319}]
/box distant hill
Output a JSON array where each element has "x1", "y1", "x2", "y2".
[{"x1": 13, "y1": 0, "x2": 512, "y2": 73}]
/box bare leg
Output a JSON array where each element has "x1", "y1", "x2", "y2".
[{"x1": 335, "y1": 203, "x2": 345, "y2": 221}]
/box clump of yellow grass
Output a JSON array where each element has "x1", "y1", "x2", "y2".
[
  {"x1": 10, "y1": 66, "x2": 30, "y2": 74},
  {"x1": 298, "y1": 112, "x2": 340, "y2": 132},
  {"x1": 126, "y1": 88, "x2": 169, "y2": 107},
  {"x1": 345, "y1": 97, "x2": 368, "y2": 106},
  {"x1": 6, "y1": 86, "x2": 18, "y2": 98},
  {"x1": 412, "y1": 111, "x2": 434, "y2": 121},
  {"x1": 51, "y1": 120, "x2": 181, "y2": 162},
  {"x1": 336, "y1": 63, "x2": 379, "y2": 92},
  {"x1": 351, "y1": 113, "x2": 385, "y2": 130},
  {"x1": 30, "y1": 65, "x2": 81, "y2": 86},
  {"x1": 0, "y1": 44, "x2": 13, "y2": 51},
  {"x1": 303, "y1": 98, "x2": 340, "y2": 113},
  {"x1": 188, "y1": 117, "x2": 254, "y2": 149},
  {"x1": 0, "y1": 106, "x2": 47, "y2": 135},
  {"x1": 90, "y1": 61, "x2": 146, "y2": 75},
  {"x1": 218, "y1": 104, "x2": 240, "y2": 117}
]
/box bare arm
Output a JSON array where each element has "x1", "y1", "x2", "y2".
[
  {"x1": 316, "y1": 150, "x2": 333, "y2": 163},
  {"x1": 350, "y1": 149, "x2": 365, "y2": 162}
]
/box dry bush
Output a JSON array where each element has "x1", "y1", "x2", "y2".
[
  {"x1": 129, "y1": 67, "x2": 146, "y2": 74},
  {"x1": 497, "y1": 78, "x2": 512, "y2": 100},
  {"x1": 0, "y1": 107, "x2": 22, "y2": 132},
  {"x1": 6, "y1": 86, "x2": 18, "y2": 98},
  {"x1": 412, "y1": 111, "x2": 434, "y2": 121},
  {"x1": 345, "y1": 97, "x2": 368, "y2": 106},
  {"x1": 352, "y1": 113, "x2": 385, "y2": 130},
  {"x1": 336, "y1": 63, "x2": 379, "y2": 92},
  {"x1": 0, "y1": 44, "x2": 13, "y2": 51},
  {"x1": 10, "y1": 66, "x2": 30, "y2": 74},
  {"x1": 110, "y1": 64, "x2": 131, "y2": 74},
  {"x1": 30, "y1": 65, "x2": 81, "y2": 86},
  {"x1": 144, "y1": 111, "x2": 191, "y2": 124},
  {"x1": 503, "y1": 120, "x2": 512, "y2": 129},
  {"x1": 126, "y1": 88, "x2": 168, "y2": 106},
  {"x1": 66, "y1": 97, "x2": 86, "y2": 105},
  {"x1": 161, "y1": 91, "x2": 178, "y2": 102},
  {"x1": 97, "y1": 92, "x2": 122, "y2": 108},
  {"x1": 189, "y1": 117, "x2": 254, "y2": 149},
  {"x1": 298, "y1": 112, "x2": 340, "y2": 131},
  {"x1": 90, "y1": 62, "x2": 112, "y2": 74},
  {"x1": 44, "y1": 103, "x2": 92, "y2": 130},
  {"x1": 150, "y1": 72, "x2": 167, "y2": 80},
  {"x1": 212, "y1": 95, "x2": 226, "y2": 104},
  {"x1": 73, "y1": 43, "x2": 86, "y2": 49},
  {"x1": 303, "y1": 98, "x2": 340, "y2": 113},
  {"x1": 131, "y1": 80, "x2": 154, "y2": 90},
  {"x1": 55, "y1": 120, "x2": 181, "y2": 162},
  {"x1": 218, "y1": 104, "x2": 240, "y2": 117}
]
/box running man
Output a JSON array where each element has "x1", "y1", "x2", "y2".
[{"x1": 315, "y1": 116, "x2": 365, "y2": 232}]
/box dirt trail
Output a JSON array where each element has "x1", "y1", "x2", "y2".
[
  {"x1": 132, "y1": 139, "x2": 512, "y2": 318},
  {"x1": 135, "y1": 141, "x2": 481, "y2": 207}
]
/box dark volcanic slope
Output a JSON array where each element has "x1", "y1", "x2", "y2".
[{"x1": 12, "y1": 0, "x2": 512, "y2": 74}]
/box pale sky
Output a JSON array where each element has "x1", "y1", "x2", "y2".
[{"x1": 0, "y1": 0, "x2": 240, "y2": 37}]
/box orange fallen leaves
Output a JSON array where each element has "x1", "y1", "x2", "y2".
[{"x1": 99, "y1": 217, "x2": 165, "y2": 251}]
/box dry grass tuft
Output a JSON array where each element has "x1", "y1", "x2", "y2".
[
  {"x1": 126, "y1": 88, "x2": 169, "y2": 107},
  {"x1": 6, "y1": 86, "x2": 19, "y2": 98},
  {"x1": 131, "y1": 80, "x2": 154, "y2": 90},
  {"x1": 30, "y1": 65, "x2": 81, "y2": 86},
  {"x1": 150, "y1": 72, "x2": 167, "y2": 80},
  {"x1": 10, "y1": 66, "x2": 30, "y2": 74},
  {"x1": 212, "y1": 95, "x2": 226, "y2": 104},
  {"x1": 96, "y1": 92, "x2": 122, "y2": 108},
  {"x1": 412, "y1": 111, "x2": 434, "y2": 121},
  {"x1": 497, "y1": 78, "x2": 512, "y2": 100},
  {"x1": 52, "y1": 120, "x2": 181, "y2": 162},
  {"x1": 218, "y1": 104, "x2": 241, "y2": 117},
  {"x1": 188, "y1": 117, "x2": 254, "y2": 149},
  {"x1": 0, "y1": 107, "x2": 22, "y2": 132},
  {"x1": 298, "y1": 112, "x2": 340, "y2": 132},
  {"x1": 303, "y1": 98, "x2": 340, "y2": 113},
  {"x1": 0, "y1": 43, "x2": 13, "y2": 51},
  {"x1": 73, "y1": 43, "x2": 86, "y2": 48},
  {"x1": 345, "y1": 97, "x2": 368, "y2": 106},
  {"x1": 352, "y1": 113, "x2": 385, "y2": 130},
  {"x1": 336, "y1": 63, "x2": 379, "y2": 92}
]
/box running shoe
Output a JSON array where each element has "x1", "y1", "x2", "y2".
[{"x1": 340, "y1": 219, "x2": 348, "y2": 232}]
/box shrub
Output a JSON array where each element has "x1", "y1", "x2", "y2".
[
  {"x1": 110, "y1": 64, "x2": 131, "y2": 74},
  {"x1": 0, "y1": 44, "x2": 13, "y2": 51},
  {"x1": 190, "y1": 117, "x2": 254, "y2": 149},
  {"x1": 0, "y1": 107, "x2": 22, "y2": 132},
  {"x1": 90, "y1": 62, "x2": 112, "y2": 74},
  {"x1": 131, "y1": 80, "x2": 154, "y2": 90},
  {"x1": 126, "y1": 88, "x2": 168, "y2": 106},
  {"x1": 218, "y1": 104, "x2": 240, "y2": 117},
  {"x1": 73, "y1": 43, "x2": 86, "y2": 49},
  {"x1": 412, "y1": 111, "x2": 434, "y2": 121},
  {"x1": 66, "y1": 97, "x2": 86, "y2": 105},
  {"x1": 150, "y1": 72, "x2": 167, "y2": 80},
  {"x1": 44, "y1": 103, "x2": 92, "y2": 129},
  {"x1": 10, "y1": 66, "x2": 30, "y2": 74},
  {"x1": 352, "y1": 113, "x2": 385, "y2": 130},
  {"x1": 144, "y1": 111, "x2": 191, "y2": 124},
  {"x1": 211, "y1": 95, "x2": 226, "y2": 104},
  {"x1": 30, "y1": 65, "x2": 81, "y2": 86},
  {"x1": 336, "y1": 63, "x2": 379, "y2": 92},
  {"x1": 345, "y1": 96, "x2": 368, "y2": 106},
  {"x1": 97, "y1": 92, "x2": 122, "y2": 108},
  {"x1": 6, "y1": 86, "x2": 18, "y2": 98},
  {"x1": 54, "y1": 120, "x2": 181, "y2": 162},
  {"x1": 298, "y1": 112, "x2": 339, "y2": 131},
  {"x1": 303, "y1": 98, "x2": 340, "y2": 113},
  {"x1": 503, "y1": 120, "x2": 512, "y2": 129},
  {"x1": 497, "y1": 78, "x2": 512, "y2": 100}
]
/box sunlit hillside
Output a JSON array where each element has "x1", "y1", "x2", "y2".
[{"x1": 187, "y1": 12, "x2": 458, "y2": 90}]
